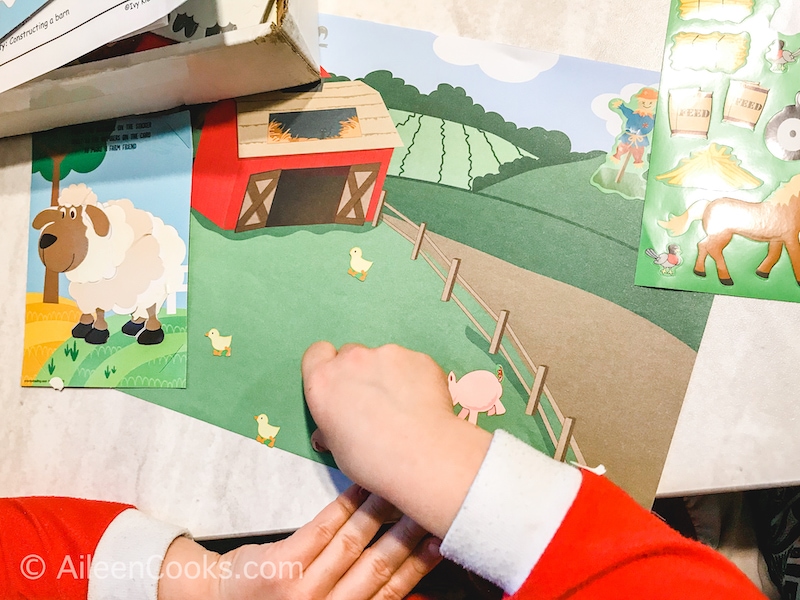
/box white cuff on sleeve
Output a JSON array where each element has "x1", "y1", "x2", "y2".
[
  {"x1": 88, "y1": 508, "x2": 189, "y2": 600},
  {"x1": 440, "y1": 429, "x2": 582, "y2": 594}
]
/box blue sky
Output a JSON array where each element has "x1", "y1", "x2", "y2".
[
  {"x1": 0, "y1": 0, "x2": 49, "y2": 39},
  {"x1": 319, "y1": 14, "x2": 660, "y2": 154},
  {"x1": 27, "y1": 110, "x2": 192, "y2": 308}
]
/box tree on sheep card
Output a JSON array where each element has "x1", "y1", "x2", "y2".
[{"x1": 22, "y1": 110, "x2": 192, "y2": 389}]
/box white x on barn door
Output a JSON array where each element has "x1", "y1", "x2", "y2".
[
  {"x1": 335, "y1": 164, "x2": 379, "y2": 225},
  {"x1": 236, "y1": 170, "x2": 281, "y2": 232}
]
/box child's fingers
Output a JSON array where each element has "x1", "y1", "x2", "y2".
[
  {"x1": 278, "y1": 484, "x2": 368, "y2": 566},
  {"x1": 301, "y1": 493, "x2": 397, "y2": 592},
  {"x1": 326, "y1": 515, "x2": 429, "y2": 600},
  {"x1": 301, "y1": 341, "x2": 337, "y2": 388},
  {"x1": 372, "y1": 536, "x2": 443, "y2": 600},
  {"x1": 310, "y1": 428, "x2": 330, "y2": 453},
  {"x1": 336, "y1": 342, "x2": 367, "y2": 355}
]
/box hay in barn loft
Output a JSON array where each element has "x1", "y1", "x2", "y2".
[
  {"x1": 338, "y1": 117, "x2": 362, "y2": 138},
  {"x1": 655, "y1": 143, "x2": 762, "y2": 191}
]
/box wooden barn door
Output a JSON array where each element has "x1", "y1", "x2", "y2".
[
  {"x1": 236, "y1": 170, "x2": 281, "y2": 232},
  {"x1": 335, "y1": 164, "x2": 379, "y2": 225}
]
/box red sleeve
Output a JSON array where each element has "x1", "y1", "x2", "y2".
[
  {"x1": 0, "y1": 497, "x2": 132, "y2": 600},
  {"x1": 511, "y1": 473, "x2": 766, "y2": 599}
]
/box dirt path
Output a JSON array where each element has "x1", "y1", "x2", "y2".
[{"x1": 400, "y1": 222, "x2": 697, "y2": 507}]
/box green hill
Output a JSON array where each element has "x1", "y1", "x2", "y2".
[{"x1": 383, "y1": 158, "x2": 713, "y2": 350}]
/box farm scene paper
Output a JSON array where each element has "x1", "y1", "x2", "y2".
[
  {"x1": 636, "y1": 0, "x2": 800, "y2": 302},
  {"x1": 22, "y1": 111, "x2": 192, "y2": 389},
  {"x1": 115, "y1": 16, "x2": 715, "y2": 506}
]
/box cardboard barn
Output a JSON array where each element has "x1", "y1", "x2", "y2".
[{"x1": 192, "y1": 80, "x2": 403, "y2": 232}]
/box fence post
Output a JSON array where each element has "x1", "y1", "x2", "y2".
[
  {"x1": 488, "y1": 309, "x2": 509, "y2": 354},
  {"x1": 371, "y1": 190, "x2": 386, "y2": 227},
  {"x1": 525, "y1": 364, "x2": 549, "y2": 416},
  {"x1": 167, "y1": 265, "x2": 189, "y2": 315},
  {"x1": 554, "y1": 417, "x2": 576, "y2": 462},
  {"x1": 411, "y1": 222, "x2": 427, "y2": 260},
  {"x1": 441, "y1": 258, "x2": 461, "y2": 301}
]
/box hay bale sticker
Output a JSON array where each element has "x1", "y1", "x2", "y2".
[
  {"x1": 655, "y1": 143, "x2": 762, "y2": 190},
  {"x1": 677, "y1": 0, "x2": 754, "y2": 23},
  {"x1": 670, "y1": 32, "x2": 750, "y2": 73},
  {"x1": 590, "y1": 87, "x2": 658, "y2": 200}
]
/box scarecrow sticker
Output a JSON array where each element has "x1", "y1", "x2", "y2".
[{"x1": 591, "y1": 87, "x2": 659, "y2": 200}]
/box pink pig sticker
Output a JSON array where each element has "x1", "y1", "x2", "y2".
[{"x1": 448, "y1": 365, "x2": 505, "y2": 425}]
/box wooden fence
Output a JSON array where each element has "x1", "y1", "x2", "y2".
[
  {"x1": 166, "y1": 264, "x2": 189, "y2": 316},
  {"x1": 376, "y1": 194, "x2": 585, "y2": 464}
]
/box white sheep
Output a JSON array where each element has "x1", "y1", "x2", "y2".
[{"x1": 32, "y1": 183, "x2": 186, "y2": 345}]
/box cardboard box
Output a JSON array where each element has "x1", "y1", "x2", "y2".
[{"x1": 0, "y1": 0, "x2": 320, "y2": 138}]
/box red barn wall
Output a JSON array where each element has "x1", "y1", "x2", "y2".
[{"x1": 193, "y1": 101, "x2": 396, "y2": 231}]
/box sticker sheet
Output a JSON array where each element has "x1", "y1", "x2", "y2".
[
  {"x1": 22, "y1": 111, "x2": 192, "y2": 389},
  {"x1": 123, "y1": 16, "x2": 713, "y2": 507},
  {"x1": 636, "y1": 0, "x2": 800, "y2": 301}
]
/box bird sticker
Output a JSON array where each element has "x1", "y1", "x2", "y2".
[
  {"x1": 645, "y1": 244, "x2": 682, "y2": 275},
  {"x1": 205, "y1": 328, "x2": 232, "y2": 356},
  {"x1": 768, "y1": 40, "x2": 800, "y2": 73},
  {"x1": 254, "y1": 414, "x2": 280, "y2": 447},
  {"x1": 348, "y1": 247, "x2": 373, "y2": 282}
]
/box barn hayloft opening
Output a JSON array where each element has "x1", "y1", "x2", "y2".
[{"x1": 269, "y1": 108, "x2": 361, "y2": 143}]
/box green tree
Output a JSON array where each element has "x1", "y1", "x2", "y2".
[{"x1": 32, "y1": 120, "x2": 115, "y2": 303}]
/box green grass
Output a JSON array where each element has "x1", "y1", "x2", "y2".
[
  {"x1": 128, "y1": 212, "x2": 567, "y2": 468},
  {"x1": 384, "y1": 158, "x2": 713, "y2": 350},
  {"x1": 34, "y1": 312, "x2": 187, "y2": 388}
]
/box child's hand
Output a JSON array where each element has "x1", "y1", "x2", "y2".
[
  {"x1": 158, "y1": 485, "x2": 441, "y2": 600},
  {"x1": 302, "y1": 342, "x2": 492, "y2": 538}
]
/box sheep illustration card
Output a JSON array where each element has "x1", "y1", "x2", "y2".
[{"x1": 22, "y1": 110, "x2": 192, "y2": 388}]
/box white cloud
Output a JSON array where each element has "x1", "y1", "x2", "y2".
[
  {"x1": 592, "y1": 83, "x2": 659, "y2": 137},
  {"x1": 433, "y1": 35, "x2": 558, "y2": 83},
  {"x1": 771, "y1": 0, "x2": 800, "y2": 35},
  {"x1": 1, "y1": 0, "x2": 17, "y2": 7}
]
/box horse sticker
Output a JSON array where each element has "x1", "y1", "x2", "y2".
[{"x1": 658, "y1": 174, "x2": 800, "y2": 286}]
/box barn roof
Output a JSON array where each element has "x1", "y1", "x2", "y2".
[{"x1": 236, "y1": 80, "x2": 403, "y2": 159}]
